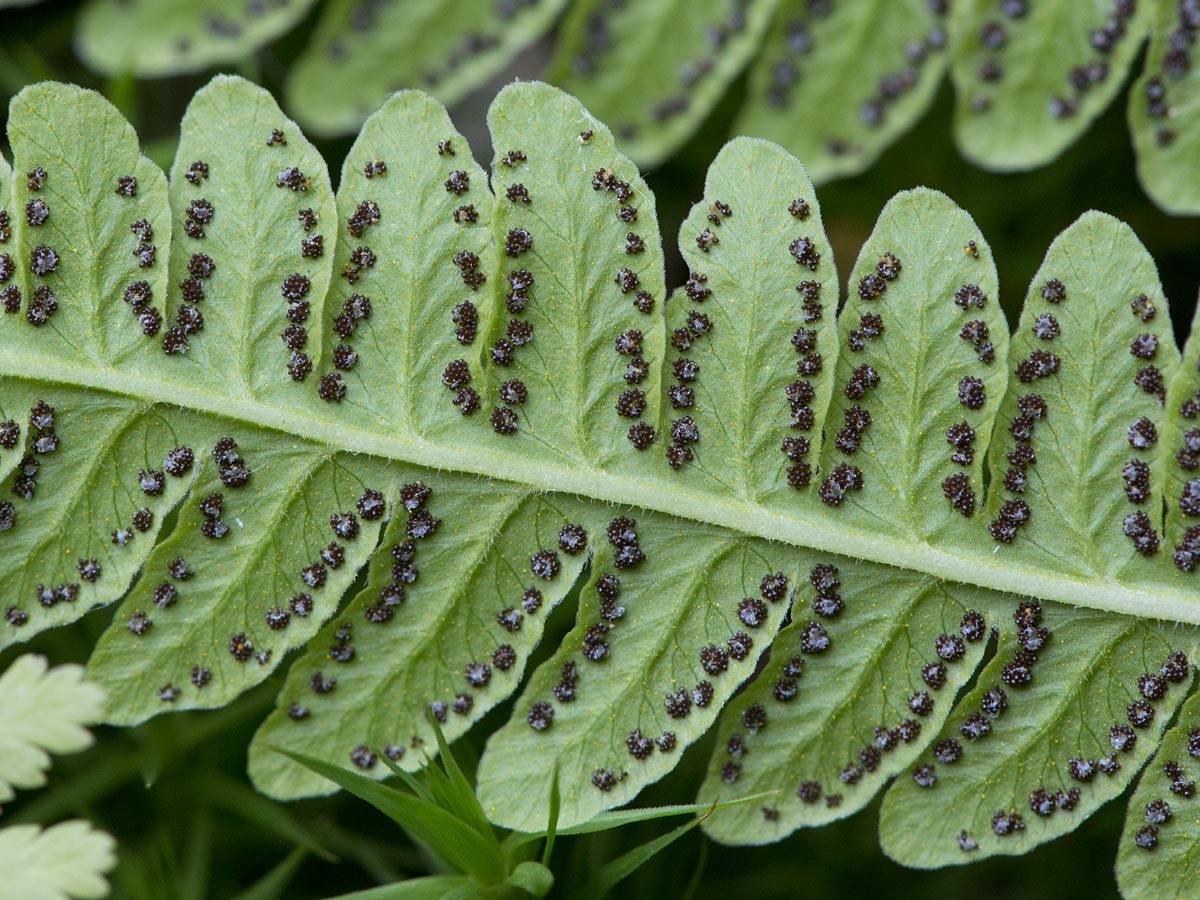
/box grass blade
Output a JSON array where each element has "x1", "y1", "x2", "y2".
[
  {"x1": 202, "y1": 771, "x2": 336, "y2": 862},
  {"x1": 229, "y1": 848, "x2": 307, "y2": 900},
  {"x1": 318, "y1": 875, "x2": 468, "y2": 900},
  {"x1": 558, "y1": 793, "x2": 772, "y2": 836},
  {"x1": 426, "y1": 717, "x2": 495, "y2": 844},
  {"x1": 540, "y1": 768, "x2": 560, "y2": 867},
  {"x1": 273, "y1": 748, "x2": 506, "y2": 886},
  {"x1": 377, "y1": 752, "x2": 436, "y2": 806},
  {"x1": 586, "y1": 805, "x2": 716, "y2": 899}
]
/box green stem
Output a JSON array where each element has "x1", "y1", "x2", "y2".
[{"x1": 1, "y1": 353, "x2": 1194, "y2": 624}]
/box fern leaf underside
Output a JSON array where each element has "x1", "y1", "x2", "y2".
[{"x1": 0, "y1": 77, "x2": 1198, "y2": 890}]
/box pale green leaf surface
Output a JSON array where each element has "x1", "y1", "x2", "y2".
[
  {"x1": 8, "y1": 82, "x2": 172, "y2": 370},
  {"x1": 951, "y1": 0, "x2": 1151, "y2": 171},
  {"x1": 697, "y1": 558, "x2": 993, "y2": 843},
  {"x1": 88, "y1": 443, "x2": 387, "y2": 725},
  {"x1": 0, "y1": 655, "x2": 105, "y2": 805},
  {"x1": 1116, "y1": 689, "x2": 1200, "y2": 900},
  {"x1": 249, "y1": 481, "x2": 591, "y2": 797},
  {"x1": 547, "y1": 0, "x2": 778, "y2": 168},
  {"x1": 1163, "y1": 302, "x2": 1200, "y2": 567},
  {"x1": 820, "y1": 187, "x2": 1007, "y2": 543},
  {"x1": 477, "y1": 513, "x2": 795, "y2": 832},
  {"x1": 475, "y1": 81, "x2": 668, "y2": 472},
  {"x1": 317, "y1": 91, "x2": 496, "y2": 440},
  {"x1": 735, "y1": 0, "x2": 950, "y2": 184},
  {"x1": 286, "y1": 0, "x2": 568, "y2": 138},
  {"x1": 0, "y1": 153, "x2": 20, "y2": 490},
  {"x1": 0, "y1": 145, "x2": 10, "y2": 415},
  {"x1": 0, "y1": 147, "x2": 9, "y2": 259},
  {"x1": 2, "y1": 81, "x2": 1195, "y2": 639},
  {"x1": 978, "y1": 212, "x2": 1185, "y2": 592},
  {"x1": 75, "y1": 0, "x2": 318, "y2": 78},
  {"x1": 1, "y1": 84, "x2": 191, "y2": 626},
  {"x1": 164, "y1": 76, "x2": 337, "y2": 401},
  {"x1": 0, "y1": 391, "x2": 202, "y2": 637},
  {"x1": 0, "y1": 820, "x2": 116, "y2": 900},
  {"x1": 668, "y1": 136, "x2": 837, "y2": 505},
  {"x1": 1, "y1": 81, "x2": 1199, "y2": 886},
  {"x1": 879, "y1": 604, "x2": 1198, "y2": 867},
  {"x1": 1129, "y1": 0, "x2": 1200, "y2": 215},
  {"x1": 0, "y1": 378, "x2": 35, "y2": 489}
]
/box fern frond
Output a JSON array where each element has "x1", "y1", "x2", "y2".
[{"x1": 0, "y1": 76, "x2": 1198, "y2": 897}]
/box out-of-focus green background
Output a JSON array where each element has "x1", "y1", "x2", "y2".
[{"x1": 0, "y1": 3, "x2": 1195, "y2": 898}]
